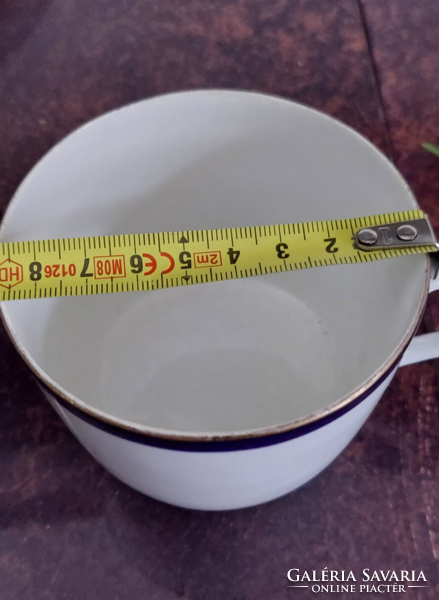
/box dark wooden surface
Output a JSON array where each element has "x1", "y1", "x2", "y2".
[{"x1": 1, "y1": 1, "x2": 438, "y2": 598}]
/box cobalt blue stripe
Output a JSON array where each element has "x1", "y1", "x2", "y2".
[{"x1": 36, "y1": 340, "x2": 410, "y2": 452}]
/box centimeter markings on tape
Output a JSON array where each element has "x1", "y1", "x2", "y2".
[{"x1": 0, "y1": 210, "x2": 436, "y2": 302}]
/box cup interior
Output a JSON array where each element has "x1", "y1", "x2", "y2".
[{"x1": 0, "y1": 90, "x2": 427, "y2": 435}]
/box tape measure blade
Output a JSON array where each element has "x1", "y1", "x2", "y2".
[{"x1": 0, "y1": 211, "x2": 434, "y2": 301}]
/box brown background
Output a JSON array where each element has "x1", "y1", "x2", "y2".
[{"x1": 1, "y1": 1, "x2": 439, "y2": 598}]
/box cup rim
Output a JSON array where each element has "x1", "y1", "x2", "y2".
[{"x1": 0, "y1": 88, "x2": 431, "y2": 444}]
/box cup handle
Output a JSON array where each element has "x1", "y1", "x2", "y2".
[{"x1": 399, "y1": 271, "x2": 439, "y2": 366}]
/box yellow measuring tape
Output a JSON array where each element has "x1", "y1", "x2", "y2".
[{"x1": 0, "y1": 210, "x2": 436, "y2": 301}]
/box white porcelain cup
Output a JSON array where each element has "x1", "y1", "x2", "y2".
[{"x1": 1, "y1": 90, "x2": 439, "y2": 511}]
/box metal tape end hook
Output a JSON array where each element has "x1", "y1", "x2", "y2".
[{"x1": 355, "y1": 214, "x2": 439, "y2": 280}]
